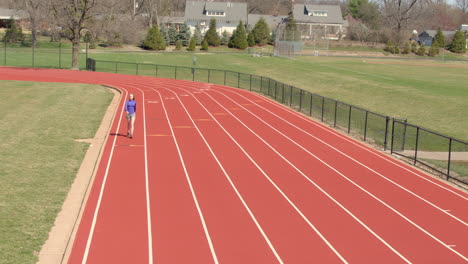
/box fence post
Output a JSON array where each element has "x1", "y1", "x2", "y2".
[
  {"x1": 115, "y1": 62, "x2": 118, "y2": 73},
  {"x1": 390, "y1": 118, "x2": 395, "y2": 154},
  {"x1": 3, "y1": 38, "x2": 6, "y2": 66},
  {"x1": 299, "y1": 90, "x2": 303, "y2": 111},
  {"x1": 282, "y1": 84, "x2": 285, "y2": 104},
  {"x1": 260, "y1": 77, "x2": 263, "y2": 93},
  {"x1": 414, "y1": 127, "x2": 420, "y2": 165},
  {"x1": 347, "y1": 105, "x2": 352, "y2": 133},
  {"x1": 59, "y1": 39, "x2": 62, "y2": 68},
  {"x1": 249, "y1": 75, "x2": 252, "y2": 91},
  {"x1": 309, "y1": 93, "x2": 313, "y2": 116},
  {"x1": 321, "y1": 97, "x2": 325, "y2": 122},
  {"x1": 32, "y1": 41, "x2": 35, "y2": 68},
  {"x1": 364, "y1": 111, "x2": 369, "y2": 141},
  {"x1": 238, "y1": 72, "x2": 240, "y2": 88},
  {"x1": 274, "y1": 82, "x2": 278, "y2": 100},
  {"x1": 192, "y1": 68, "x2": 195, "y2": 81},
  {"x1": 268, "y1": 79, "x2": 271, "y2": 96},
  {"x1": 136, "y1": 63, "x2": 139, "y2": 75},
  {"x1": 155, "y1": 65, "x2": 158, "y2": 77},
  {"x1": 86, "y1": 42, "x2": 89, "y2": 65},
  {"x1": 289, "y1": 86, "x2": 293, "y2": 106},
  {"x1": 384, "y1": 116, "x2": 390, "y2": 151},
  {"x1": 175, "y1": 66, "x2": 177, "y2": 79},
  {"x1": 208, "y1": 70, "x2": 211, "y2": 83},
  {"x1": 333, "y1": 101, "x2": 338, "y2": 127},
  {"x1": 447, "y1": 138, "x2": 452, "y2": 179},
  {"x1": 402, "y1": 119, "x2": 407, "y2": 150},
  {"x1": 224, "y1": 71, "x2": 226, "y2": 85}
]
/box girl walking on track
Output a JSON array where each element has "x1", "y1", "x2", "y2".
[{"x1": 125, "y1": 93, "x2": 136, "y2": 139}]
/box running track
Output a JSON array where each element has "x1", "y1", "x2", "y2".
[{"x1": 1, "y1": 67, "x2": 467, "y2": 264}]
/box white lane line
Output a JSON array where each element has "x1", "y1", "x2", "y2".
[
  {"x1": 163, "y1": 88, "x2": 284, "y2": 264},
  {"x1": 211, "y1": 87, "x2": 468, "y2": 227},
  {"x1": 155, "y1": 90, "x2": 219, "y2": 264},
  {"x1": 82, "y1": 89, "x2": 128, "y2": 264},
  {"x1": 237, "y1": 87, "x2": 468, "y2": 201},
  {"x1": 174, "y1": 86, "x2": 349, "y2": 264},
  {"x1": 208, "y1": 87, "x2": 468, "y2": 262},
  {"x1": 142, "y1": 89, "x2": 154, "y2": 264}
]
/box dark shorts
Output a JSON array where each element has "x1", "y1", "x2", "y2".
[{"x1": 126, "y1": 113, "x2": 136, "y2": 120}]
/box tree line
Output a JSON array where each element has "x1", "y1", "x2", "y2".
[{"x1": 141, "y1": 17, "x2": 273, "y2": 51}]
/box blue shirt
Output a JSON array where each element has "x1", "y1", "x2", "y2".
[{"x1": 125, "y1": 100, "x2": 137, "y2": 114}]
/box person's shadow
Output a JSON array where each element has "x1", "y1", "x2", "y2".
[{"x1": 110, "y1": 133, "x2": 127, "y2": 137}]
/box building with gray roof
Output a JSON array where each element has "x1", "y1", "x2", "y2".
[{"x1": 184, "y1": 1, "x2": 247, "y2": 34}]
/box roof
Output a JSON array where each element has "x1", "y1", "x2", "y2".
[
  {"x1": 293, "y1": 4, "x2": 345, "y2": 24},
  {"x1": 247, "y1": 14, "x2": 286, "y2": 29},
  {"x1": 185, "y1": 1, "x2": 247, "y2": 24},
  {"x1": 420, "y1": 30, "x2": 456, "y2": 38},
  {"x1": 160, "y1": 16, "x2": 185, "y2": 24},
  {"x1": 0, "y1": 8, "x2": 27, "y2": 20}
]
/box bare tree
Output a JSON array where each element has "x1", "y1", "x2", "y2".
[
  {"x1": 50, "y1": 0, "x2": 97, "y2": 70},
  {"x1": 379, "y1": 0, "x2": 428, "y2": 43},
  {"x1": 456, "y1": 0, "x2": 468, "y2": 13},
  {"x1": 14, "y1": 0, "x2": 48, "y2": 47}
]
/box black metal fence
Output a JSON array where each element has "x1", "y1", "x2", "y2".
[
  {"x1": 391, "y1": 120, "x2": 467, "y2": 185},
  {"x1": 0, "y1": 35, "x2": 89, "y2": 69},
  {"x1": 84, "y1": 58, "x2": 466, "y2": 187}
]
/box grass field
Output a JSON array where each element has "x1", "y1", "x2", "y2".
[{"x1": 0, "y1": 81, "x2": 113, "y2": 264}]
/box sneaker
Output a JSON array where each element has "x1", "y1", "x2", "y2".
[{"x1": 129, "y1": 135, "x2": 133, "y2": 139}]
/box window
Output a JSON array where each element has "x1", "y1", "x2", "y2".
[
  {"x1": 309, "y1": 10, "x2": 327, "y2": 17},
  {"x1": 206, "y1": 10, "x2": 225, "y2": 16}
]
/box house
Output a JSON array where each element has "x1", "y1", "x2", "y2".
[
  {"x1": 247, "y1": 14, "x2": 286, "y2": 31},
  {"x1": 461, "y1": 24, "x2": 468, "y2": 49},
  {"x1": 184, "y1": 1, "x2": 248, "y2": 34},
  {"x1": 292, "y1": 4, "x2": 347, "y2": 40},
  {"x1": 0, "y1": 8, "x2": 27, "y2": 28},
  {"x1": 417, "y1": 30, "x2": 455, "y2": 46}
]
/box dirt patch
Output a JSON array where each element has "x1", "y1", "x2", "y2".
[{"x1": 37, "y1": 87, "x2": 121, "y2": 264}]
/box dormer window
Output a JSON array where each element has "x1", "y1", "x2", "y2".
[
  {"x1": 206, "y1": 10, "x2": 225, "y2": 16},
  {"x1": 309, "y1": 10, "x2": 327, "y2": 16}
]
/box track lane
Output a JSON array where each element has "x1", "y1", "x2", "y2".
[
  {"x1": 210, "y1": 85, "x2": 468, "y2": 218},
  {"x1": 169, "y1": 84, "x2": 413, "y2": 263},
  {"x1": 206, "y1": 85, "x2": 468, "y2": 255},
  {"x1": 155, "y1": 87, "x2": 283, "y2": 263},
  {"x1": 195, "y1": 85, "x2": 467, "y2": 263}
]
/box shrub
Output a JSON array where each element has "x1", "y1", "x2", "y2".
[
  {"x1": 384, "y1": 41, "x2": 393, "y2": 53},
  {"x1": 402, "y1": 42, "x2": 410, "y2": 54},
  {"x1": 175, "y1": 40, "x2": 182, "y2": 50},
  {"x1": 230, "y1": 21, "x2": 248, "y2": 49},
  {"x1": 417, "y1": 43, "x2": 426, "y2": 56},
  {"x1": 221, "y1": 31, "x2": 229, "y2": 45},
  {"x1": 194, "y1": 25, "x2": 202, "y2": 45},
  {"x1": 187, "y1": 37, "x2": 196, "y2": 51},
  {"x1": 142, "y1": 24, "x2": 166, "y2": 50},
  {"x1": 428, "y1": 45, "x2": 439, "y2": 57},
  {"x1": 204, "y1": 19, "x2": 220, "y2": 46},
  {"x1": 176, "y1": 23, "x2": 191, "y2": 46},
  {"x1": 448, "y1": 30, "x2": 466, "y2": 53},
  {"x1": 394, "y1": 45, "x2": 400, "y2": 54},
  {"x1": 433, "y1": 28, "x2": 445, "y2": 48},
  {"x1": 3, "y1": 18, "x2": 24, "y2": 43},
  {"x1": 247, "y1": 31, "x2": 255, "y2": 47},
  {"x1": 411, "y1": 41, "x2": 418, "y2": 53},
  {"x1": 201, "y1": 38, "x2": 209, "y2": 51},
  {"x1": 252, "y1": 17, "x2": 270, "y2": 46}
]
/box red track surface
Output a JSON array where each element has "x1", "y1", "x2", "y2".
[{"x1": 2, "y1": 67, "x2": 467, "y2": 264}]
